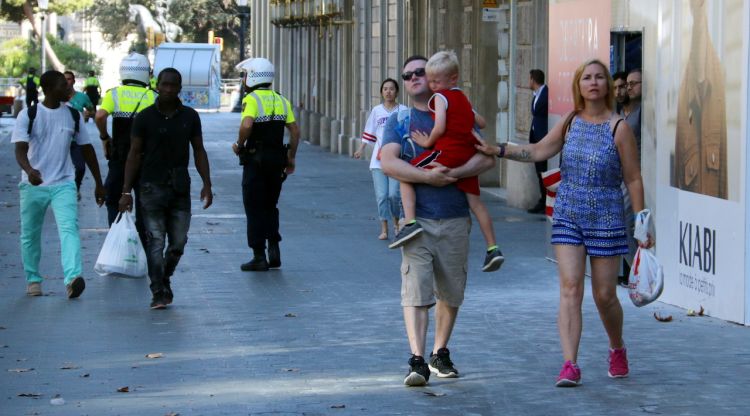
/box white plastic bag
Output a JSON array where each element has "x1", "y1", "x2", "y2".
[
  {"x1": 628, "y1": 208, "x2": 662, "y2": 306},
  {"x1": 628, "y1": 247, "x2": 664, "y2": 307},
  {"x1": 634, "y1": 209, "x2": 652, "y2": 243},
  {"x1": 94, "y1": 211, "x2": 147, "y2": 278}
]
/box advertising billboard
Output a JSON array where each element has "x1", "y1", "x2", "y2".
[
  {"x1": 548, "y1": 0, "x2": 611, "y2": 116},
  {"x1": 655, "y1": 0, "x2": 747, "y2": 324}
]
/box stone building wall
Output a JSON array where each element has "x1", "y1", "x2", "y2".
[
  {"x1": 249, "y1": 1, "x2": 549, "y2": 195},
  {"x1": 506, "y1": 0, "x2": 549, "y2": 209}
]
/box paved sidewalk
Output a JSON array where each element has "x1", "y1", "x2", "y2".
[{"x1": 0, "y1": 113, "x2": 749, "y2": 415}]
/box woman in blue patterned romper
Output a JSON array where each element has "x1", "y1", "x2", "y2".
[{"x1": 477, "y1": 59, "x2": 653, "y2": 387}]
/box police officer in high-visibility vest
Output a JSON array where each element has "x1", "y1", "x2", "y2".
[
  {"x1": 232, "y1": 58, "x2": 300, "y2": 272},
  {"x1": 95, "y1": 53, "x2": 157, "y2": 239},
  {"x1": 83, "y1": 70, "x2": 101, "y2": 115},
  {"x1": 149, "y1": 70, "x2": 157, "y2": 91},
  {"x1": 21, "y1": 67, "x2": 40, "y2": 108}
]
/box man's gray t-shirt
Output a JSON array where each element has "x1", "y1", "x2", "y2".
[
  {"x1": 382, "y1": 108, "x2": 469, "y2": 219},
  {"x1": 620, "y1": 103, "x2": 641, "y2": 156}
]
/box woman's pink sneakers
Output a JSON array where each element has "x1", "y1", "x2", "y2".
[
  {"x1": 608, "y1": 347, "x2": 629, "y2": 378},
  {"x1": 555, "y1": 360, "x2": 582, "y2": 387},
  {"x1": 556, "y1": 348, "x2": 628, "y2": 387}
]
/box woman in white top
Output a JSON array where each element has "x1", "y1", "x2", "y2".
[{"x1": 354, "y1": 78, "x2": 408, "y2": 240}]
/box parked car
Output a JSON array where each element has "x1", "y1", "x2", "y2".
[{"x1": 0, "y1": 78, "x2": 20, "y2": 117}]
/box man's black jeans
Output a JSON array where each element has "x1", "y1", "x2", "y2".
[
  {"x1": 69, "y1": 142, "x2": 85, "y2": 191},
  {"x1": 242, "y1": 157, "x2": 284, "y2": 251},
  {"x1": 140, "y1": 182, "x2": 191, "y2": 295}
]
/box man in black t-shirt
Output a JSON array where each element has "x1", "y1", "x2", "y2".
[{"x1": 118, "y1": 68, "x2": 213, "y2": 310}]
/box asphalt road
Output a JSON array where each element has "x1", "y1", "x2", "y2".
[{"x1": 0, "y1": 112, "x2": 748, "y2": 415}]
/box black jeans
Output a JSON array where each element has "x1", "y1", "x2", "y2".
[
  {"x1": 69, "y1": 142, "x2": 85, "y2": 191},
  {"x1": 139, "y1": 182, "x2": 191, "y2": 295},
  {"x1": 104, "y1": 160, "x2": 145, "y2": 244},
  {"x1": 26, "y1": 93, "x2": 38, "y2": 108},
  {"x1": 242, "y1": 157, "x2": 284, "y2": 251}
]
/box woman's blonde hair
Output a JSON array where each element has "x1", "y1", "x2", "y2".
[
  {"x1": 571, "y1": 59, "x2": 614, "y2": 111},
  {"x1": 426, "y1": 50, "x2": 459, "y2": 77}
]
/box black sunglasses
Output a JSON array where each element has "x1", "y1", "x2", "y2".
[{"x1": 401, "y1": 68, "x2": 426, "y2": 81}]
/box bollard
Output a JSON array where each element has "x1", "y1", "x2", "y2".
[
  {"x1": 298, "y1": 108, "x2": 309, "y2": 141},
  {"x1": 330, "y1": 119, "x2": 340, "y2": 153},
  {"x1": 338, "y1": 134, "x2": 349, "y2": 155},
  {"x1": 309, "y1": 112, "x2": 321, "y2": 145},
  {"x1": 320, "y1": 116, "x2": 331, "y2": 149},
  {"x1": 349, "y1": 137, "x2": 359, "y2": 158},
  {"x1": 506, "y1": 161, "x2": 541, "y2": 209}
]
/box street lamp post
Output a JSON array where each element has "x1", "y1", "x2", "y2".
[
  {"x1": 233, "y1": 0, "x2": 250, "y2": 113},
  {"x1": 38, "y1": 0, "x2": 49, "y2": 73}
]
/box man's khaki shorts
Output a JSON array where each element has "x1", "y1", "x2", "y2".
[{"x1": 400, "y1": 217, "x2": 471, "y2": 308}]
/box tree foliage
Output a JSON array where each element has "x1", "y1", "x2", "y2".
[
  {"x1": 46, "y1": 36, "x2": 102, "y2": 74},
  {"x1": 0, "y1": 0, "x2": 93, "y2": 22},
  {"x1": 87, "y1": 0, "x2": 245, "y2": 76},
  {"x1": 167, "y1": 0, "x2": 244, "y2": 76},
  {"x1": 0, "y1": 38, "x2": 32, "y2": 78},
  {"x1": 0, "y1": 1, "x2": 94, "y2": 72},
  {"x1": 85, "y1": 0, "x2": 156, "y2": 46},
  {"x1": 0, "y1": 36, "x2": 101, "y2": 77},
  {"x1": 167, "y1": 0, "x2": 239, "y2": 40}
]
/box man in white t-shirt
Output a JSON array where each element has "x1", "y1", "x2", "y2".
[{"x1": 12, "y1": 70, "x2": 106, "y2": 299}]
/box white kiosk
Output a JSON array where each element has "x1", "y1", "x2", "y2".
[{"x1": 153, "y1": 43, "x2": 221, "y2": 111}]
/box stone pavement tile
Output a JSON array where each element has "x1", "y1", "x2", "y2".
[{"x1": 1, "y1": 114, "x2": 749, "y2": 415}]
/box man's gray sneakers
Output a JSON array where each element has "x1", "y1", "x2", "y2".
[
  {"x1": 404, "y1": 355, "x2": 430, "y2": 386},
  {"x1": 428, "y1": 348, "x2": 459, "y2": 378}
]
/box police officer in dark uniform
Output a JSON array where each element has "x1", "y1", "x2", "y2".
[
  {"x1": 83, "y1": 70, "x2": 102, "y2": 115},
  {"x1": 232, "y1": 57, "x2": 300, "y2": 271},
  {"x1": 95, "y1": 53, "x2": 157, "y2": 240},
  {"x1": 21, "y1": 68, "x2": 40, "y2": 108}
]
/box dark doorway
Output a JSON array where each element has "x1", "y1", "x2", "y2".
[{"x1": 610, "y1": 31, "x2": 642, "y2": 74}]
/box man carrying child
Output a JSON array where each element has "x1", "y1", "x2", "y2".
[
  {"x1": 381, "y1": 54, "x2": 496, "y2": 386},
  {"x1": 389, "y1": 51, "x2": 504, "y2": 273}
]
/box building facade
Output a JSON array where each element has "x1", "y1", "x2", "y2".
[
  {"x1": 253, "y1": 0, "x2": 749, "y2": 324},
  {"x1": 251, "y1": 0, "x2": 550, "y2": 205}
]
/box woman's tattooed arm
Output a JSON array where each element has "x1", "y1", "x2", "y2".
[{"x1": 504, "y1": 145, "x2": 533, "y2": 162}]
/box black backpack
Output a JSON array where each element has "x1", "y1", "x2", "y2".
[{"x1": 26, "y1": 105, "x2": 80, "y2": 136}]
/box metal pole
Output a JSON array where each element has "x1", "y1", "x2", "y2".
[
  {"x1": 240, "y1": 12, "x2": 247, "y2": 62},
  {"x1": 40, "y1": 14, "x2": 46, "y2": 73},
  {"x1": 232, "y1": 9, "x2": 249, "y2": 113}
]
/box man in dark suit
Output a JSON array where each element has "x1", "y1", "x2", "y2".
[{"x1": 528, "y1": 69, "x2": 548, "y2": 214}]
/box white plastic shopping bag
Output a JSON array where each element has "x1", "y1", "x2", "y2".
[
  {"x1": 633, "y1": 209, "x2": 652, "y2": 243},
  {"x1": 628, "y1": 209, "x2": 663, "y2": 306},
  {"x1": 628, "y1": 247, "x2": 664, "y2": 307},
  {"x1": 94, "y1": 211, "x2": 147, "y2": 278}
]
